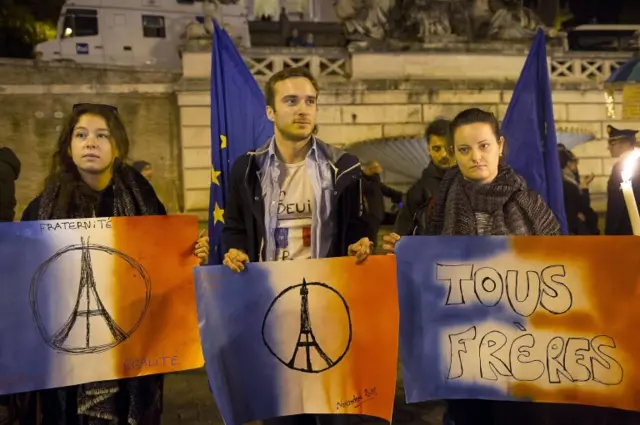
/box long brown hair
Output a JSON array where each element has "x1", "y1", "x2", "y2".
[{"x1": 43, "y1": 104, "x2": 130, "y2": 217}]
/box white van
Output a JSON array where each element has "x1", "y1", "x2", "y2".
[{"x1": 35, "y1": 0, "x2": 249, "y2": 70}]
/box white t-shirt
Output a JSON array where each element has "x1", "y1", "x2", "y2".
[{"x1": 274, "y1": 161, "x2": 314, "y2": 261}]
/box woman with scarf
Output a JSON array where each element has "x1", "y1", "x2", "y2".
[
  {"x1": 382, "y1": 107, "x2": 561, "y2": 425},
  {"x1": 14, "y1": 103, "x2": 209, "y2": 425}
]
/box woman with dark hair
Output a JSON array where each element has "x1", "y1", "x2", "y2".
[
  {"x1": 382, "y1": 107, "x2": 561, "y2": 425},
  {"x1": 17, "y1": 103, "x2": 209, "y2": 425}
]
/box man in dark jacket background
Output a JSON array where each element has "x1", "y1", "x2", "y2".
[
  {"x1": 0, "y1": 146, "x2": 20, "y2": 222},
  {"x1": 361, "y1": 160, "x2": 403, "y2": 246},
  {"x1": 394, "y1": 118, "x2": 453, "y2": 235},
  {"x1": 558, "y1": 147, "x2": 599, "y2": 235},
  {"x1": 605, "y1": 125, "x2": 640, "y2": 235}
]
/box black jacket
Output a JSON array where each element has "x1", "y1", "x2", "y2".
[
  {"x1": 394, "y1": 162, "x2": 446, "y2": 235},
  {"x1": 362, "y1": 173, "x2": 403, "y2": 224},
  {"x1": 0, "y1": 147, "x2": 21, "y2": 222},
  {"x1": 606, "y1": 157, "x2": 640, "y2": 235},
  {"x1": 562, "y1": 179, "x2": 599, "y2": 235},
  {"x1": 222, "y1": 139, "x2": 369, "y2": 262}
]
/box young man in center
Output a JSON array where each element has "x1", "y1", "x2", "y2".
[
  {"x1": 222, "y1": 66, "x2": 371, "y2": 269},
  {"x1": 221, "y1": 66, "x2": 372, "y2": 425}
]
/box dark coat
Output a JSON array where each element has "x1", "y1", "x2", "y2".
[
  {"x1": 393, "y1": 162, "x2": 446, "y2": 236},
  {"x1": 605, "y1": 157, "x2": 640, "y2": 235},
  {"x1": 562, "y1": 179, "x2": 599, "y2": 235},
  {"x1": 362, "y1": 173, "x2": 403, "y2": 224},
  {"x1": 0, "y1": 147, "x2": 21, "y2": 222}
]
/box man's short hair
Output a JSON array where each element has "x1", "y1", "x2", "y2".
[
  {"x1": 425, "y1": 119, "x2": 451, "y2": 145},
  {"x1": 264, "y1": 67, "x2": 319, "y2": 109}
]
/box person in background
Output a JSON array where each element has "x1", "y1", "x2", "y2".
[
  {"x1": 394, "y1": 118, "x2": 453, "y2": 235},
  {"x1": 0, "y1": 145, "x2": 21, "y2": 421},
  {"x1": 605, "y1": 125, "x2": 640, "y2": 235},
  {"x1": 286, "y1": 28, "x2": 303, "y2": 46},
  {"x1": 304, "y1": 33, "x2": 315, "y2": 46},
  {"x1": 16, "y1": 103, "x2": 209, "y2": 425},
  {"x1": 558, "y1": 147, "x2": 599, "y2": 235},
  {"x1": 0, "y1": 146, "x2": 20, "y2": 221},
  {"x1": 279, "y1": 6, "x2": 290, "y2": 45},
  {"x1": 132, "y1": 160, "x2": 153, "y2": 181},
  {"x1": 361, "y1": 160, "x2": 403, "y2": 247}
]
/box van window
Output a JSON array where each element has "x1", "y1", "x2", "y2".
[
  {"x1": 62, "y1": 8, "x2": 99, "y2": 38},
  {"x1": 142, "y1": 15, "x2": 166, "y2": 38}
]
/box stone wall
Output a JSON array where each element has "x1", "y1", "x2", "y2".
[
  {"x1": 178, "y1": 80, "x2": 622, "y2": 215},
  {"x1": 0, "y1": 60, "x2": 183, "y2": 218}
]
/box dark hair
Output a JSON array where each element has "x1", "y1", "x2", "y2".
[
  {"x1": 44, "y1": 103, "x2": 130, "y2": 217},
  {"x1": 132, "y1": 160, "x2": 151, "y2": 172},
  {"x1": 557, "y1": 147, "x2": 576, "y2": 169},
  {"x1": 425, "y1": 119, "x2": 451, "y2": 145},
  {"x1": 264, "y1": 67, "x2": 319, "y2": 109},
  {"x1": 449, "y1": 108, "x2": 506, "y2": 158}
]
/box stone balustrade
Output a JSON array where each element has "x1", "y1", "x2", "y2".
[{"x1": 181, "y1": 45, "x2": 633, "y2": 83}]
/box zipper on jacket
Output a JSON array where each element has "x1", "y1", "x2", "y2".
[
  {"x1": 335, "y1": 162, "x2": 360, "y2": 183},
  {"x1": 259, "y1": 237, "x2": 265, "y2": 262}
]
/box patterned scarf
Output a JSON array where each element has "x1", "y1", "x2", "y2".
[
  {"x1": 562, "y1": 168, "x2": 579, "y2": 187},
  {"x1": 427, "y1": 164, "x2": 561, "y2": 236},
  {"x1": 37, "y1": 164, "x2": 161, "y2": 425}
]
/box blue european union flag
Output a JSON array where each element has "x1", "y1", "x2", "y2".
[
  {"x1": 208, "y1": 21, "x2": 273, "y2": 264},
  {"x1": 501, "y1": 28, "x2": 568, "y2": 234}
]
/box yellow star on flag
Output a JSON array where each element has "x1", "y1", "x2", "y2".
[
  {"x1": 211, "y1": 164, "x2": 221, "y2": 186},
  {"x1": 220, "y1": 134, "x2": 227, "y2": 149},
  {"x1": 213, "y1": 202, "x2": 225, "y2": 225}
]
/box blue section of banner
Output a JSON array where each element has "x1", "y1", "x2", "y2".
[
  {"x1": 0, "y1": 222, "x2": 63, "y2": 395},
  {"x1": 195, "y1": 265, "x2": 281, "y2": 424},
  {"x1": 396, "y1": 236, "x2": 527, "y2": 403}
]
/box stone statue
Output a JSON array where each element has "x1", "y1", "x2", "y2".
[
  {"x1": 397, "y1": 0, "x2": 454, "y2": 41},
  {"x1": 333, "y1": 0, "x2": 395, "y2": 40},
  {"x1": 488, "y1": 0, "x2": 545, "y2": 40},
  {"x1": 202, "y1": 0, "x2": 220, "y2": 34},
  {"x1": 335, "y1": 0, "x2": 547, "y2": 44},
  {"x1": 184, "y1": 0, "x2": 253, "y2": 48}
]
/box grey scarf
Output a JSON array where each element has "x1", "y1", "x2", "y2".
[
  {"x1": 562, "y1": 168, "x2": 579, "y2": 187},
  {"x1": 427, "y1": 164, "x2": 560, "y2": 236},
  {"x1": 37, "y1": 164, "x2": 161, "y2": 425}
]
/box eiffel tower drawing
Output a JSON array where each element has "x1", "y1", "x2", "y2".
[
  {"x1": 262, "y1": 278, "x2": 352, "y2": 373},
  {"x1": 48, "y1": 237, "x2": 128, "y2": 354},
  {"x1": 287, "y1": 279, "x2": 334, "y2": 372}
]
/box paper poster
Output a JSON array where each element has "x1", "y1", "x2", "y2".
[
  {"x1": 396, "y1": 236, "x2": 640, "y2": 412},
  {"x1": 0, "y1": 215, "x2": 204, "y2": 395},
  {"x1": 195, "y1": 256, "x2": 399, "y2": 424}
]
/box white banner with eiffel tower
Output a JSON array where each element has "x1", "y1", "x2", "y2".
[
  {"x1": 195, "y1": 255, "x2": 399, "y2": 425},
  {"x1": 0, "y1": 215, "x2": 204, "y2": 395}
]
